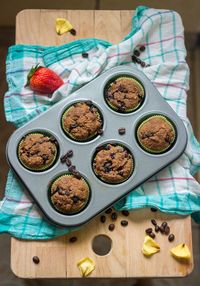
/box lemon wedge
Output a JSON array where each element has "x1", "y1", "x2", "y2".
[
  {"x1": 56, "y1": 18, "x2": 73, "y2": 35},
  {"x1": 170, "y1": 243, "x2": 191, "y2": 260},
  {"x1": 142, "y1": 235, "x2": 160, "y2": 256},
  {"x1": 77, "y1": 257, "x2": 95, "y2": 277}
]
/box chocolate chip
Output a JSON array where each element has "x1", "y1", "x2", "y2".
[
  {"x1": 118, "y1": 128, "x2": 126, "y2": 135},
  {"x1": 136, "y1": 57, "x2": 141, "y2": 64},
  {"x1": 121, "y1": 220, "x2": 128, "y2": 227},
  {"x1": 100, "y1": 215, "x2": 106, "y2": 223},
  {"x1": 139, "y1": 45, "x2": 146, "y2": 52},
  {"x1": 111, "y1": 212, "x2": 117, "y2": 221},
  {"x1": 131, "y1": 55, "x2": 137, "y2": 63},
  {"x1": 71, "y1": 123, "x2": 78, "y2": 129},
  {"x1": 145, "y1": 228, "x2": 153, "y2": 234},
  {"x1": 85, "y1": 100, "x2": 93, "y2": 106},
  {"x1": 133, "y1": 50, "x2": 140, "y2": 57},
  {"x1": 105, "y1": 208, "x2": 112, "y2": 214},
  {"x1": 60, "y1": 154, "x2": 67, "y2": 163},
  {"x1": 104, "y1": 161, "x2": 112, "y2": 168},
  {"x1": 104, "y1": 167, "x2": 111, "y2": 173},
  {"x1": 141, "y1": 61, "x2": 146, "y2": 68},
  {"x1": 32, "y1": 256, "x2": 40, "y2": 264},
  {"x1": 73, "y1": 171, "x2": 82, "y2": 179},
  {"x1": 97, "y1": 129, "x2": 103, "y2": 135},
  {"x1": 149, "y1": 232, "x2": 156, "y2": 239},
  {"x1": 161, "y1": 222, "x2": 167, "y2": 229},
  {"x1": 66, "y1": 158, "x2": 72, "y2": 167},
  {"x1": 108, "y1": 224, "x2": 115, "y2": 231},
  {"x1": 122, "y1": 210, "x2": 129, "y2": 216},
  {"x1": 69, "y1": 236, "x2": 77, "y2": 243},
  {"x1": 119, "y1": 171, "x2": 124, "y2": 176},
  {"x1": 110, "y1": 153, "x2": 115, "y2": 159},
  {"x1": 70, "y1": 28, "x2": 76, "y2": 35},
  {"x1": 68, "y1": 165, "x2": 76, "y2": 172},
  {"x1": 165, "y1": 134, "x2": 171, "y2": 144},
  {"x1": 164, "y1": 226, "x2": 170, "y2": 235},
  {"x1": 168, "y1": 234, "x2": 175, "y2": 242},
  {"x1": 159, "y1": 226, "x2": 165, "y2": 234},
  {"x1": 151, "y1": 219, "x2": 157, "y2": 226},
  {"x1": 66, "y1": 150, "x2": 73, "y2": 158},
  {"x1": 151, "y1": 208, "x2": 158, "y2": 212},
  {"x1": 155, "y1": 225, "x2": 160, "y2": 232},
  {"x1": 73, "y1": 196, "x2": 79, "y2": 203},
  {"x1": 82, "y1": 52, "x2": 89, "y2": 58}
]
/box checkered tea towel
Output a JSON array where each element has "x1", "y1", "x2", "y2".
[{"x1": 1, "y1": 6, "x2": 200, "y2": 239}]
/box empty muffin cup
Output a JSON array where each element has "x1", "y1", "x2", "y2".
[
  {"x1": 104, "y1": 76, "x2": 145, "y2": 113},
  {"x1": 61, "y1": 101, "x2": 103, "y2": 142},
  {"x1": 49, "y1": 173, "x2": 91, "y2": 214},
  {"x1": 18, "y1": 132, "x2": 59, "y2": 171},
  {"x1": 92, "y1": 143, "x2": 134, "y2": 184},
  {"x1": 136, "y1": 115, "x2": 176, "y2": 154}
]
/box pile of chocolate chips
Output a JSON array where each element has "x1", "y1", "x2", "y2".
[
  {"x1": 60, "y1": 150, "x2": 81, "y2": 179},
  {"x1": 131, "y1": 45, "x2": 150, "y2": 68},
  {"x1": 145, "y1": 219, "x2": 175, "y2": 242},
  {"x1": 100, "y1": 208, "x2": 129, "y2": 231}
]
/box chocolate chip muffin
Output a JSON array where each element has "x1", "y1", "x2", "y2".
[
  {"x1": 105, "y1": 76, "x2": 144, "y2": 112},
  {"x1": 137, "y1": 115, "x2": 176, "y2": 153},
  {"x1": 50, "y1": 174, "x2": 90, "y2": 214},
  {"x1": 93, "y1": 144, "x2": 134, "y2": 184},
  {"x1": 18, "y1": 133, "x2": 58, "y2": 171},
  {"x1": 61, "y1": 101, "x2": 103, "y2": 141}
]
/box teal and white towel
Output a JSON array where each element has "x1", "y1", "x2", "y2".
[{"x1": 1, "y1": 6, "x2": 200, "y2": 239}]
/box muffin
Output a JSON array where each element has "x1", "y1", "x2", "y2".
[
  {"x1": 50, "y1": 174, "x2": 90, "y2": 214},
  {"x1": 18, "y1": 132, "x2": 58, "y2": 171},
  {"x1": 61, "y1": 101, "x2": 103, "y2": 141},
  {"x1": 105, "y1": 76, "x2": 144, "y2": 112},
  {"x1": 137, "y1": 115, "x2": 176, "y2": 154},
  {"x1": 93, "y1": 144, "x2": 134, "y2": 184}
]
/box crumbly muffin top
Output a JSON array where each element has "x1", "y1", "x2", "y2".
[
  {"x1": 106, "y1": 77, "x2": 144, "y2": 111},
  {"x1": 137, "y1": 116, "x2": 175, "y2": 152},
  {"x1": 62, "y1": 102, "x2": 102, "y2": 140},
  {"x1": 18, "y1": 133, "x2": 57, "y2": 170},
  {"x1": 93, "y1": 144, "x2": 134, "y2": 183},
  {"x1": 50, "y1": 175, "x2": 90, "y2": 214}
]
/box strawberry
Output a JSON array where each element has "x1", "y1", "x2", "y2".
[{"x1": 26, "y1": 64, "x2": 64, "y2": 94}]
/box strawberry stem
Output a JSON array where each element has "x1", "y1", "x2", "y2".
[{"x1": 25, "y1": 63, "x2": 42, "y2": 87}]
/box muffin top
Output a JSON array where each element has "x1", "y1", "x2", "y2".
[
  {"x1": 93, "y1": 144, "x2": 133, "y2": 183},
  {"x1": 62, "y1": 102, "x2": 102, "y2": 140},
  {"x1": 50, "y1": 175, "x2": 90, "y2": 214},
  {"x1": 137, "y1": 116, "x2": 175, "y2": 153},
  {"x1": 18, "y1": 133, "x2": 57, "y2": 170},
  {"x1": 106, "y1": 77, "x2": 144, "y2": 112}
]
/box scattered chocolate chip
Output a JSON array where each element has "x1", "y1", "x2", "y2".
[
  {"x1": 68, "y1": 165, "x2": 76, "y2": 172},
  {"x1": 134, "y1": 50, "x2": 140, "y2": 57},
  {"x1": 100, "y1": 215, "x2": 106, "y2": 223},
  {"x1": 122, "y1": 210, "x2": 129, "y2": 217},
  {"x1": 104, "y1": 161, "x2": 112, "y2": 168},
  {"x1": 66, "y1": 158, "x2": 72, "y2": 167},
  {"x1": 111, "y1": 212, "x2": 117, "y2": 221},
  {"x1": 131, "y1": 55, "x2": 137, "y2": 63},
  {"x1": 60, "y1": 154, "x2": 67, "y2": 163},
  {"x1": 32, "y1": 256, "x2": 40, "y2": 264},
  {"x1": 105, "y1": 208, "x2": 112, "y2": 214},
  {"x1": 155, "y1": 225, "x2": 160, "y2": 232},
  {"x1": 168, "y1": 234, "x2": 175, "y2": 242},
  {"x1": 118, "y1": 128, "x2": 126, "y2": 135},
  {"x1": 149, "y1": 232, "x2": 156, "y2": 239},
  {"x1": 139, "y1": 45, "x2": 146, "y2": 52},
  {"x1": 82, "y1": 52, "x2": 89, "y2": 58},
  {"x1": 121, "y1": 220, "x2": 128, "y2": 227},
  {"x1": 97, "y1": 129, "x2": 103, "y2": 135},
  {"x1": 73, "y1": 171, "x2": 82, "y2": 179},
  {"x1": 164, "y1": 226, "x2": 170, "y2": 235},
  {"x1": 108, "y1": 224, "x2": 115, "y2": 231},
  {"x1": 66, "y1": 150, "x2": 73, "y2": 158},
  {"x1": 110, "y1": 153, "x2": 115, "y2": 159},
  {"x1": 145, "y1": 228, "x2": 153, "y2": 234},
  {"x1": 159, "y1": 226, "x2": 165, "y2": 234},
  {"x1": 150, "y1": 208, "x2": 158, "y2": 212},
  {"x1": 70, "y1": 28, "x2": 76, "y2": 36},
  {"x1": 69, "y1": 236, "x2": 77, "y2": 243},
  {"x1": 71, "y1": 123, "x2": 78, "y2": 129},
  {"x1": 141, "y1": 61, "x2": 146, "y2": 68},
  {"x1": 73, "y1": 196, "x2": 79, "y2": 203},
  {"x1": 161, "y1": 222, "x2": 167, "y2": 229},
  {"x1": 151, "y1": 219, "x2": 157, "y2": 226}
]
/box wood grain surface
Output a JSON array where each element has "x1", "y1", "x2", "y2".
[{"x1": 11, "y1": 9, "x2": 193, "y2": 278}]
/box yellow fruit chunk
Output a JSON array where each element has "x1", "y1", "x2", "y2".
[
  {"x1": 56, "y1": 18, "x2": 73, "y2": 35},
  {"x1": 170, "y1": 243, "x2": 191, "y2": 260},
  {"x1": 142, "y1": 235, "x2": 160, "y2": 256},
  {"x1": 77, "y1": 257, "x2": 95, "y2": 277}
]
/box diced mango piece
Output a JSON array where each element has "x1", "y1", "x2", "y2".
[
  {"x1": 142, "y1": 235, "x2": 160, "y2": 256},
  {"x1": 170, "y1": 243, "x2": 191, "y2": 260},
  {"x1": 56, "y1": 18, "x2": 73, "y2": 35},
  {"x1": 77, "y1": 257, "x2": 95, "y2": 277}
]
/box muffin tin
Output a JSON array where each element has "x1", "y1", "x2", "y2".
[{"x1": 6, "y1": 66, "x2": 188, "y2": 227}]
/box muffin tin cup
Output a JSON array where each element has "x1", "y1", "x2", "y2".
[{"x1": 6, "y1": 66, "x2": 188, "y2": 227}]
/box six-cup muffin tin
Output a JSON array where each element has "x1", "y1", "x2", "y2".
[{"x1": 6, "y1": 66, "x2": 188, "y2": 227}]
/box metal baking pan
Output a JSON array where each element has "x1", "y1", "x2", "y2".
[{"x1": 6, "y1": 66, "x2": 187, "y2": 227}]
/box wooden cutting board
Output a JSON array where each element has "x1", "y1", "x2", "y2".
[{"x1": 11, "y1": 9, "x2": 193, "y2": 278}]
